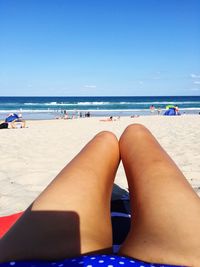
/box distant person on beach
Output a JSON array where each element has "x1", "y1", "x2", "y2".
[
  {"x1": 10, "y1": 113, "x2": 26, "y2": 128},
  {"x1": 100, "y1": 116, "x2": 114, "y2": 122},
  {"x1": 85, "y1": 111, "x2": 90, "y2": 118},
  {"x1": 150, "y1": 105, "x2": 155, "y2": 113},
  {"x1": 175, "y1": 105, "x2": 180, "y2": 115},
  {"x1": 2, "y1": 113, "x2": 26, "y2": 129},
  {"x1": 131, "y1": 114, "x2": 139, "y2": 118},
  {"x1": 157, "y1": 107, "x2": 162, "y2": 115},
  {"x1": 64, "y1": 113, "x2": 69, "y2": 120},
  {"x1": 0, "y1": 124, "x2": 200, "y2": 266}
]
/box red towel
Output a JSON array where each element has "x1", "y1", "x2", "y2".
[{"x1": 0, "y1": 212, "x2": 23, "y2": 238}]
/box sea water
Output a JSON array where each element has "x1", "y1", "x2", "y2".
[{"x1": 0, "y1": 96, "x2": 200, "y2": 120}]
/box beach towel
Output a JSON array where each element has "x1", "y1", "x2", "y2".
[
  {"x1": 0, "y1": 212, "x2": 23, "y2": 238},
  {"x1": 0, "y1": 195, "x2": 130, "y2": 248}
]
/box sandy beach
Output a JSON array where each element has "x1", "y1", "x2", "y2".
[{"x1": 0, "y1": 115, "x2": 200, "y2": 216}]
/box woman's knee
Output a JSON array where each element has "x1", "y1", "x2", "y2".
[
  {"x1": 120, "y1": 124, "x2": 149, "y2": 146},
  {"x1": 95, "y1": 131, "x2": 119, "y2": 148},
  {"x1": 123, "y1": 123, "x2": 148, "y2": 135}
]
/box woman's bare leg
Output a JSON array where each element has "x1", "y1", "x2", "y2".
[
  {"x1": 0, "y1": 131, "x2": 120, "y2": 262},
  {"x1": 119, "y1": 124, "x2": 200, "y2": 266}
]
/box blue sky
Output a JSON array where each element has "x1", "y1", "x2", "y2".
[{"x1": 0, "y1": 0, "x2": 200, "y2": 96}]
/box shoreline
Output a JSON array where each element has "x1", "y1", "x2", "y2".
[{"x1": 0, "y1": 109, "x2": 200, "y2": 121}]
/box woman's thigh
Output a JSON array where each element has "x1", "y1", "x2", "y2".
[
  {"x1": 0, "y1": 131, "x2": 120, "y2": 262},
  {"x1": 119, "y1": 124, "x2": 200, "y2": 266}
]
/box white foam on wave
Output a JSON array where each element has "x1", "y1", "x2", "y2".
[
  {"x1": 10, "y1": 100, "x2": 200, "y2": 107},
  {"x1": 119, "y1": 101, "x2": 200, "y2": 105},
  {"x1": 24, "y1": 101, "x2": 111, "y2": 106},
  {"x1": 76, "y1": 102, "x2": 110, "y2": 105},
  {"x1": 180, "y1": 107, "x2": 200, "y2": 110}
]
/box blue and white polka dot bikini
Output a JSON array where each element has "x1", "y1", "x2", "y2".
[{"x1": 0, "y1": 255, "x2": 186, "y2": 267}]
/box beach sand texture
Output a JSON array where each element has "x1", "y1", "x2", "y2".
[{"x1": 0, "y1": 115, "x2": 200, "y2": 216}]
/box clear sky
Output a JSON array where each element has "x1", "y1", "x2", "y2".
[{"x1": 0, "y1": 0, "x2": 200, "y2": 96}]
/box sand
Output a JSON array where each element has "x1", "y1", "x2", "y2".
[{"x1": 0, "y1": 115, "x2": 200, "y2": 216}]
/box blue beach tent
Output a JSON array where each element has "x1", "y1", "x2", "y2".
[
  {"x1": 164, "y1": 108, "x2": 176, "y2": 116},
  {"x1": 5, "y1": 113, "x2": 19, "y2": 122}
]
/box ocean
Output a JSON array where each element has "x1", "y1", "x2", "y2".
[{"x1": 0, "y1": 96, "x2": 200, "y2": 120}]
